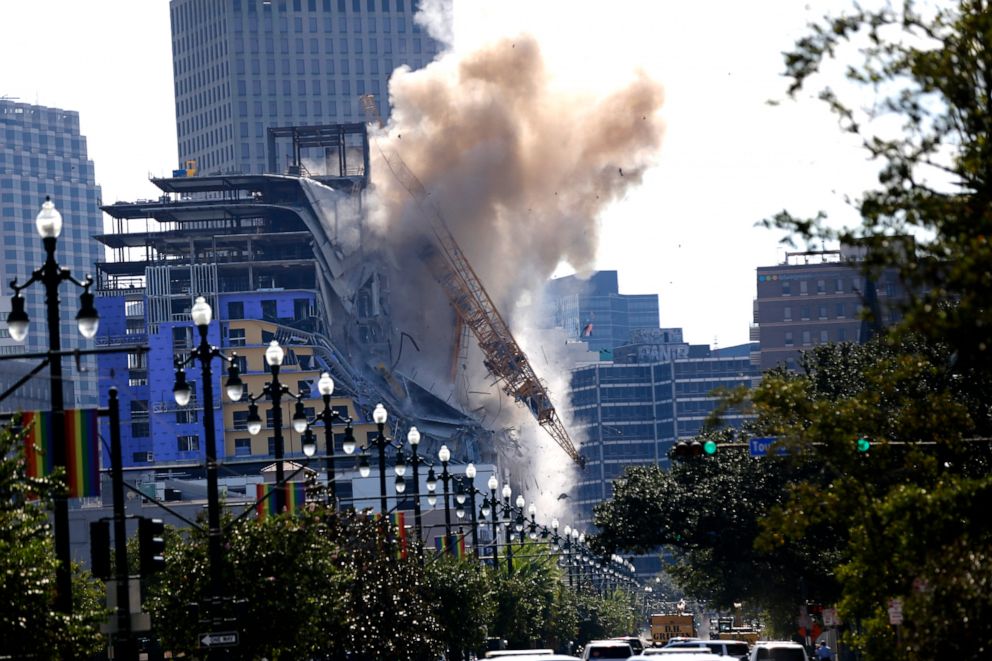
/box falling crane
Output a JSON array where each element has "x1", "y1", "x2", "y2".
[{"x1": 360, "y1": 95, "x2": 584, "y2": 467}]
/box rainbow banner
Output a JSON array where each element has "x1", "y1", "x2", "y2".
[
  {"x1": 255, "y1": 482, "x2": 307, "y2": 520},
  {"x1": 23, "y1": 409, "x2": 100, "y2": 498},
  {"x1": 392, "y1": 511, "x2": 408, "y2": 560},
  {"x1": 434, "y1": 531, "x2": 467, "y2": 558}
]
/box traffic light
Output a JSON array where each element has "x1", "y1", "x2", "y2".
[
  {"x1": 672, "y1": 439, "x2": 706, "y2": 459},
  {"x1": 139, "y1": 517, "x2": 166, "y2": 576},
  {"x1": 703, "y1": 440, "x2": 718, "y2": 456},
  {"x1": 856, "y1": 437, "x2": 871, "y2": 453},
  {"x1": 90, "y1": 520, "x2": 111, "y2": 580}
]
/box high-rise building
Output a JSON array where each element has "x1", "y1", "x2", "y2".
[
  {"x1": 753, "y1": 247, "x2": 911, "y2": 372},
  {"x1": 0, "y1": 100, "x2": 103, "y2": 407},
  {"x1": 568, "y1": 330, "x2": 758, "y2": 530},
  {"x1": 170, "y1": 0, "x2": 441, "y2": 177},
  {"x1": 543, "y1": 271, "x2": 660, "y2": 354}
]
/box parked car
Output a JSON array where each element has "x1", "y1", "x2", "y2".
[
  {"x1": 667, "y1": 640, "x2": 751, "y2": 660},
  {"x1": 748, "y1": 641, "x2": 808, "y2": 661},
  {"x1": 486, "y1": 651, "x2": 556, "y2": 658},
  {"x1": 581, "y1": 640, "x2": 634, "y2": 659}
]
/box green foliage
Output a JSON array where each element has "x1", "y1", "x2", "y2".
[
  {"x1": 592, "y1": 452, "x2": 833, "y2": 623},
  {"x1": 0, "y1": 419, "x2": 107, "y2": 660},
  {"x1": 574, "y1": 588, "x2": 638, "y2": 646},
  {"x1": 422, "y1": 554, "x2": 494, "y2": 658}
]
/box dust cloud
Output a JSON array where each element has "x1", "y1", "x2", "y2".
[{"x1": 365, "y1": 11, "x2": 665, "y2": 523}]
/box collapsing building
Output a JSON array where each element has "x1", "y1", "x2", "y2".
[{"x1": 95, "y1": 123, "x2": 502, "y2": 473}]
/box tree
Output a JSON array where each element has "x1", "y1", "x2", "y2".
[
  {"x1": 421, "y1": 554, "x2": 494, "y2": 660},
  {"x1": 0, "y1": 419, "x2": 106, "y2": 660},
  {"x1": 592, "y1": 447, "x2": 833, "y2": 632}
]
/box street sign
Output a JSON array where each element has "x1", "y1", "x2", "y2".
[
  {"x1": 887, "y1": 598, "x2": 903, "y2": 625},
  {"x1": 749, "y1": 437, "x2": 788, "y2": 457},
  {"x1": 200, "y1": 631, "x2": 239, "y2": 648}
]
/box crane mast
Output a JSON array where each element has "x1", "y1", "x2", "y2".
[{"x1": 360, "y1": 95, "x2": 584, "y2": 466}]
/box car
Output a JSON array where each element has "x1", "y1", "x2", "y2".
[
  {"x1": 581, "y1": 640, "x2": 634, "y2": 659},
  {"x1": 662, "y1": 638, "x2": 702, "y2": 647},
  {"x1": 486, "y1": 651, "x2": 556, "y2": 658},
  {"x1": 641, "y1": 649, "x2": 717, "y2": 657},
  {"x1": 631, "y1": 654, "x2": 723, "y2": 661},
  {"x1": 748, "y1": 641, "x2": 808, "y2": 661},
  {"x1": 667, "y1": 640, "x2": 751, "y2": 660},
  {"x1": 613, "y1": 637, "x2": 646, "y2": 655}
]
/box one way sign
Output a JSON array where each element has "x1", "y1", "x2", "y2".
[{"x1": 200, "y1": 631, "x2": 239, "y2": 648}]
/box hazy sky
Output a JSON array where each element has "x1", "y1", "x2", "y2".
[{"x1": 0, "y1": 0, "x2": 881, "y2": 348}]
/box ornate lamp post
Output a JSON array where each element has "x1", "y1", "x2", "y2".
[
  {"x1": 502, "y1": 483, "x2": 514, "y2": 573},
  {"x1": 370, "y1": 403, "x2": 390, "y2": 514},
  {"x1": 438, "y1": 444, "x2": 453, "y2": 543},
  {"x1": 487, "y1": 474, "x2": 499, "y2": 566},
  {"x1": 464, "y1": 463, "x2": 479, "y2": 558},
  {"x1": 173, "y1": 296, "x2": 245, "y2": 624},
  {"x1": 316, "y1": 371, "x2": 351, "y2": 505},
  {"x1": 6, "y1": 197, "x2": 100, "y2": 614},
  {"x1": 406, "y1": 426, "x2": 424, "y2": 548}
]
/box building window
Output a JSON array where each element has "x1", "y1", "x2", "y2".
[
  {"x1": 816, "y1": 279, "x2": 826, "y2": 294},
  {"x1": 802, "y1": 330, "x2": 811, "y2": 346},
  {"x1": 799, "y1": 280, "x2": 808, "y2": 295},
  {"x1": 235, "y1": 438, "x2": 252, "y2": 457},
  {"x1": 229, "y1": 327, "x2": 246, "y2": 347},
  {"x1": 818, "y1": 305, "x2": 828, "y2": 319},
  {"x1": 783, "y1": 307, "x2": 792, "y2": 321},
  {"x1": 781, "y1": 281, "x2": 791, "y2": 296},
  {"x1": 835, "y1": 303, "x2": 846, "y2": 318},
  {"x1": 131, "y1": 422, "x2": 150, "y2": 438},
  {"x1": 234, "y1": 355, "x2": 248, "y2": 375},
  {"x1": 820, "y1": 330, "x2": 829, "y2": 343},
  {"x1": 178, "y1": 435, "x2": 200, "y2": 452},
  {"x1": 297, "y1": 379, "x2": 312, "y2": 397},
  {"x1": 228, "y1": 301, "x2": 245, "y2": 319},
  {"x1": 233, "y1": 410, "x2": 249, "y2": 431},
  {"x1": 800, "y1": 306, "x2": 810, "y2": 320},
  {"x1": 835, "y1": 278, "x2": 844, "y2": 293},
  {"x1": 838, "y1": 328, "x2": 847, "y2": 342},
  {"x1": 261, "y1": 299, "x2": 277, "y2": 320}
]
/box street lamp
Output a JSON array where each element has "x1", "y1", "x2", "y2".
[
  {"x1": 173, "y1": 296, "x2": 245, "y2": 625},
  {"x1": 425, "y1": 466, "x2": 437, "y2": 506},
  {"x1": 465, "y1": 463, "x2": 479, "y2": 558},
  {"x1": 514, "y1": 494, "x2": 526, "y2": 543},
  {"x1": 6, "y1": 197, "x2": 100, "y2": 614},
  {"x1": 370, "y1": 403, "x2": 390, "y2": 514},
  {"x1": 502, "y1": 482, "x2": 514, "y2": 573},
  {"x1": 241, "y1": 340, "x2": 301, "y2": 513},
  {"x1": 315, "y1": 372, "x2": 352, "y2": 505},
  {"x1": 438, "y1": 444, "x2": 453, "y2": 544},
  {"x1": 487, "y1": 474, "x2": 499, "y2": 566},
  {"x1": 406, "y1": 426, "x2": 424, "y2": 550}
]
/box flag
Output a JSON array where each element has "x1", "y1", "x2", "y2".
[
  {"x1": 434, "y1": 531, "x2": 467, "y2": 558},
  {"x1": 255, "y1": 482, "x2": 307, "y2": 520},
  {"x1": 392, "y1": 511, "x2": 408, "y2": 560},
  {"x1": 23, "y1": 409, "x2": 100, "y2": 498}
]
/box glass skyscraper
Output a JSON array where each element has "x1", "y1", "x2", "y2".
[
  {"x1": 170, "y1": 0, "x2": 441, "y2": 176},
  {"x1": 0, "y1": 100, "x2": 103, "y2": 407},
  {"x1": 543, "y1": 270, "x2": 660, "y2": 354}
]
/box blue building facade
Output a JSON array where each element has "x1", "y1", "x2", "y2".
[
  {"x1": 568, "y1": 329, "x2": 759, "y2": 529},
  {"x1": 0, "y1": 100, "x2": 103, "y2": 407},
  {"x1": 170, "y1": 0, "x2": 442, "y2": 176},
  {"x1": 543, "y1": 271, "x2": 660, "y2": 354}
]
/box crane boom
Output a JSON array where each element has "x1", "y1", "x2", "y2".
[{"x1": 360, "y1": 95, "x2": 584, "y2": 466}]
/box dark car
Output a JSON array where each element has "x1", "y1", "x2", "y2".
[{"x1": 613, "y1": 637, "x2": 646, "y2": 655}]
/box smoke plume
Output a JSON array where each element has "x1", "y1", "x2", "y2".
[{"x1": 366, "y1": 13, "x2": 665, "y2": 521}]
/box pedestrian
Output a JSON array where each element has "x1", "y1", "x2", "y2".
[{"x1": 816, "y1": 641, "x2": 833, "y2": 660}]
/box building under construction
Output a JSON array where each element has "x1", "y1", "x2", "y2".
[{"x1": 94, "y1": 123, "x2": 573, "y2": 480}]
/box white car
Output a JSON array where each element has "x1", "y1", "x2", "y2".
[
  {"x1": 748, "y1": 641, "x2": 808, "y2": 661},
  {"x1": 641, "y1": 649, "x2": 722, "y2": 658},
  {"x1": 666, "y1": 640, "x2": 751, "y2": 660},
  {"x1": 581, "y1": 640, "x2": 634, "y2": 659}
]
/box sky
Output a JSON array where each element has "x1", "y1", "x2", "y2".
[{"x1": 0, "y1": 0, "x2": 883, "y2": 349}]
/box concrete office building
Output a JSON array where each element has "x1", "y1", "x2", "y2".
[
  {"x1": 543, "y1": 271, "x2": 660, "y2": 355},
  {"x1": 568, "y1": 329, "x2": 758, "y2": 530},
  {"x1": 0, "y1": 100, "x2": 102, "y2": 407},
  {"x1": 753, "y1": 247, "x2": 911, "y2": 372},
  {"x1": 170, "y1": 0, "x2": 441, "y2": 177}
]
